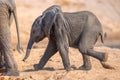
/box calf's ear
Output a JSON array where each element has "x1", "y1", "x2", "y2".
[
  {"x1": 41, "y1": 5, "x2": 62, "y2": 37},
  {"x1": 42, "y1": 12, "x2": 56, "y2": 36}
]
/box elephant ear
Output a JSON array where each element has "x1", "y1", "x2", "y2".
[
  {"x1": 41, "y1": 5, "x2": 62, "y2": 37},
  {"x1": 42, "y1": 12, "x2": 56, "y2": 36}
]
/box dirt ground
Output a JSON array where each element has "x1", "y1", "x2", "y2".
[{"x1": 0, "y1": 0, "x2": 120, "y2": 80}]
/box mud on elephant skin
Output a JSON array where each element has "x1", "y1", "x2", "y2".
[
  {"x1": 0, "y1": 0, "x2": 23, "y2": 76},
  {"x1": 23, "y1": 5, "x2": 114, "y2": 71}
]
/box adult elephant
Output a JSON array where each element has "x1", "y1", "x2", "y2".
[
  {"x1": 0, "y1": 0, "x2": 23, "y2": 76},
  {"x1": 23, "y1": 5, "x2": 113, "y2": 71}
]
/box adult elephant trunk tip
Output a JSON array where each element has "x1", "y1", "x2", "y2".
[{"x1": 23, "y1": 39, "x2": 34, "y2": 61}]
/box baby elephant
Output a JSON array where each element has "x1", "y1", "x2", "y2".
[{"x1": 23, "y1": 5, "x2": 110, "y2": 71}]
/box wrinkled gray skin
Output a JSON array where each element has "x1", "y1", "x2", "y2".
[
  {"x1": 0, "y1": 0, "x2": 23, "y2": 76},
  {"x1": 23, "y1": 5, "x2": 108, "y2": 71}
]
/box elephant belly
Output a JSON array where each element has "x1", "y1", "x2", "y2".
[
  {"x1": 68, "y1": 30, "x2": 81, "y2": 48},
  {"x1": 68, "y1": 26, "x2": 83, "y2": 48},
  {"x1": 69, "y1": 37, "x2": 80, "y2": 48}
]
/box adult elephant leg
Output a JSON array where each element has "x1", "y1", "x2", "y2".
[
  {"x1": 0, "y1": 23, "x2": 19, "y2": 76},
  {"x1": 0, "y1": 51, "x2": 3, "y2": 68},
  {"x1": 0, "y1": 50, "x2": 5, "y2": 69},
  {"x1": 34, "y1": 39, "x2": 58, "y2": 70}
]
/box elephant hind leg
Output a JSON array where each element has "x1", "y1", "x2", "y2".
[
  {"x1": 87, "y1": 49, "x2": 108, "y2": 62},
  {"x1": 78, "y1": 53, "x2": 91, "y2": 70},
  {"x1": 78, "y1": 30, "x2": 108, "y2": 69},
  {"x1": 87, "y1": 49, "x2": 114, "y2": 69},
  {"x1": 79, "y1": 45, "x2": 108, "y2": 70}
]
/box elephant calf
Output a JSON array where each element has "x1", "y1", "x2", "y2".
[{"x1": 23, "y1": 5, "x2": 112, "y2": 71}]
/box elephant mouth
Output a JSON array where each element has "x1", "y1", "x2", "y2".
[
  {"x1": 34, "y1": 35, "x2": 45, "y2": 43},
  {"x1": 35, "y1": 37, "x2": 43, "y2": 43},
  {"x1": 35, "y1": 40, "x2": 40, "y2": 43}
]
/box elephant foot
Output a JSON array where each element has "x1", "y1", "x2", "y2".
[
  {"x1": 34, "y1": 64, "x2": 43, "y2": 70},
  {"x1": 79, "y1": 65, "x2": 91, "y2": 70},
  {"x1": 63, "y1": 64, "x2": 71, "y2": 71},
  {"x1": 100, "y1": 62, "x2": 115, "y2": 69},
  {"x1": 0, "y1": 64, "x2": 5, "y2": 69},
  {"x1": 65, "y1": 66, "x2": 71, "y2": 71},
  {"x1": 65, "y1": 65, "x2": 79, "y2": 71},
  {"x1": 100, "y1": 53, "x2": 115, "y2": 69},
  {"x1": 70, "y1": 65, "x2": 77, "y2": 70},
  {"x1": 1, "y1": 70, "x2": 19, "y2": 76}
]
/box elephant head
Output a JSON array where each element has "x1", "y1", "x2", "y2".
[{"x1": 23, "y1": 5, "x2": 62, "y2": 61}]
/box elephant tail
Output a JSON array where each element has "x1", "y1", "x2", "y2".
[{"x1": 100, "y1": 32, "x2": 107, "y2": 44}]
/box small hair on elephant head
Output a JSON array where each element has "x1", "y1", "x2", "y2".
[{"x1": 23, "y1": 5, "x2": 63, "y2": 61}]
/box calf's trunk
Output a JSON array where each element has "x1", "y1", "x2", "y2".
[{"x1": 23, "y1": 39, "x2": 34, "y2": 61}]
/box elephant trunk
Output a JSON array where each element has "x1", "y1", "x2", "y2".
[
  {"x1": 13, "y1": 9, "x2": 24, "y2": 53},
  {"x1": 23, "y1": 39, "x2": 34, "y2": 61}
]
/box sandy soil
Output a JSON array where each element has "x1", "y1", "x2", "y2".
[
  {"x1": 0, "y1": 0, "x2": 120, "y2": 80},
  {"x1": 1, "y1": 46, "x2": 120, "y2": 80}
]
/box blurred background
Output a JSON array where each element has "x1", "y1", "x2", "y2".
[
  {"x1": 6, "y1": 1, "x2": 120, "y2": 79},
  {"x1": 11, "y1": 0, "x2": 120, "y2": 49}
]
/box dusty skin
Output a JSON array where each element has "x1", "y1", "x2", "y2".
[{"x1": 0, "y1": 0, "x2": 120, "y2": 80}]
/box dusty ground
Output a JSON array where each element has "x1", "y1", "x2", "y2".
[{"x1": 0, "y1": 0, "x2": 120, "y2": 80}]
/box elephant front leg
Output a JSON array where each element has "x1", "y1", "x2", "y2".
[
  {"x1": 57, "y1": 40, "x2": 70, "y2": 71},
  {"x1": 59, "y1": 48, "x2": 71, "y2": 71},
  {"x1": 34, "y1": 40, "x2": 58, "y2": 70}
]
